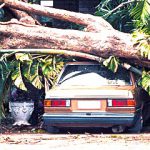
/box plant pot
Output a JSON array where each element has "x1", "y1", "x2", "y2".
[{"x1": 9, "y1": 101, "x2": 34, "y2": 126}]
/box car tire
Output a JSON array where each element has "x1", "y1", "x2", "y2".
[
  {"x1": 112, "y1": 125, "x2": 126, "y2": 133},
  {"x1": 128, "y1": 114, "x2": 143, "y2": 133}
]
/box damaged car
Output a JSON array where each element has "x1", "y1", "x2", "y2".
[{"x1": 43, "y1": 61, "x2": 144, "y2": 133}]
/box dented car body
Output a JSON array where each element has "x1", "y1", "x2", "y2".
[{"x1": 43, "y1": 62, "x2": 143, "y2": 133}]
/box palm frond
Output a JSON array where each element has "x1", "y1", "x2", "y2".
[
  {"x1": 0, "y1": 61, "x2": 12, "y2": 119},
  {"x1": 131, "y1": 0, "x2": 150, "y2": 26},
  {"x1": 30, "y1": 62, "x2": 43, "y2": 89},
  {"x1": 95, "y1": 0, "x2": 135, "y2": 32},
  {"x1": 11, "y1": 61, "x2": 27, "y2": 91},
  {"x1": 40, "y1": 56, "x2": 64, "y2": 86}
]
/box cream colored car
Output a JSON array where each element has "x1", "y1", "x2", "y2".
[{"x1": 43, "y1": 62, "x2": 143, "y2": 133}]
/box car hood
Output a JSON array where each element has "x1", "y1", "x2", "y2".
[{"x1": 45, "y1": 86, "x2": 134, "y2": 99}]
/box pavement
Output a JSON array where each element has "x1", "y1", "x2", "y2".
[{"x1": 1, "y1": 133, "x2": 150, "y2": 150}]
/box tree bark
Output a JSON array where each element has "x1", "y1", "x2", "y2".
[
  {"x1": 9, "y1": 8, "x2": 37, "y2": 24},
  {"x1": 7, "y1": 0, "x2": 41, "y2": 25},
  {"x1": 0, "y1": 21, "x2": 136, "y2": 58},
  {"x1": 0, "y1": 0, "x2": 150, "y2": 68},
  {"x1": 2, "y1": 0, "x2": 113, "y2": 32}
]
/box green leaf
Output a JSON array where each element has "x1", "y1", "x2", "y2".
[
  {"x1": 17, "y1": 59, "x2": 43, "y2": 89},
  {"x1": 138, "y1": 71, "x2": 150, "y2": 95},
  {"x1": 132, "y1": 30, "x2": 150, "y2": 59},
  {"x1": 131, "y1": 0, "x2": 150, "y2": 27},
  {"x1": 0, "y1": 56, "x2": 14, "y2": 119},
  {"x1": 22, "y1": 61, "x2": 32, "y2": 80},
  {"x1": 40, "y1": 57, "x2": 64, "y2": 85},
  {"x1": 11, "y1": 61, "x2": 27, "y2": 91},
  {"x1": 95, "y1": 0, "x2": 135, "y2": 32},
  {"x1": 28, "y1": 62, "x2": 43, "y2": 89},
  {"x1": 15, "y1": 53, "x2": 32, "y2": 62},
  {"x1": 103, "y1": 56, "x2": 119, "y2": 73}
]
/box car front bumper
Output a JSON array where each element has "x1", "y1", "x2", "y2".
[{"x1": 43, "y1": 112, "x2": 135, "y2": 128}]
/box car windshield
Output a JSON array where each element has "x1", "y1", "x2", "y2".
[{"x1": 58, "y1": 64, "x2": 132, "y2": 86}]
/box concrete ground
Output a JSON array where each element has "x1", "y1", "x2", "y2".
[{"x1": 1, "y1": 133, "x2": 150, "y2": 150}]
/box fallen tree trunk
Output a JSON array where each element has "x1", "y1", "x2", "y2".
[
  {"x1": 0, "y1": 21, "x2": 137, "y2": 58},
  {"x1": 0, "y1": 0, "x2": 149, "y2": 68},
  {"x1": 1, "y1": 20, "x2": 149, "y2": 67},
  {"x1": 2, "y1": 0, "x2": 113, "y2": 32}
]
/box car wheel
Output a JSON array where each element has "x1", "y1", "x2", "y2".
[
  {"x1": 112, "y1": 125, "x2": 126, "y2": 133},
  {"x1": 128, "y1": 114, "x2": 143, "y2": 133}
]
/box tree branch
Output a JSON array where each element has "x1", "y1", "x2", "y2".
[
  {"x1": 7, "y1": 0, "x2": 41, "y2": 25},
  {"x1": 0, "y1": 49, "x2": 143, "y2": 75},
  {"x1": 0, "y1": 19, "x2": 37, "y2": 27},
  {"x1": 103, "y1": 0, "x2": 135, "y2": 17},
  {"x1": 0, "y1": 49, "x2": 105, "y2": 63},
  {"x1": 3, "y1": 0, "x2": 113, "y2": 32}
]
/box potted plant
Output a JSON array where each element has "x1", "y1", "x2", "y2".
[{"x1": 9, "y1": 86, "x2": 34, "y2": 126}]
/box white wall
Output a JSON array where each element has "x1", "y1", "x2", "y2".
[{"x1": 40, "y1": 0, "x2": 53, "y2": 7}]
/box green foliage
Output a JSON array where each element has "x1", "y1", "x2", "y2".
[
  {"x1": 103, "y1": 56, "x2": 119, "y2": 73},
  {"x1": 132, "y1": 30, "x2": 150, "y2": 59},
  {"x1": 27, "y1": 61, "x2": 43, "y2": 89},
  {"x1": 138, "y1": 71, "x2": 150, "y2": 95},
  {"x1": 95, "y1": 0, "x2": 135, "y2": 32},
  {"x1": 12, "y1": 53, "x2": 42, "y2": 90},
  {"x1": 40, "y1": 57, "x2": 64, "y2": 85},
  {"x1": 0, "y1": 57, "x2": 12, "y2": 119},
  {"x1": 15, "y1": 53, "x2": 32, "y2": 62},
  {"x1": 0, "y1": 52, "x2": 65, "y2": 118},
  {"x1": 10, "y1": 53, "x2": 65, "y2": 91},
  {"x1": 11, "y1": 61, "x2": 27, "y2": 91},
  {"x1": 130, "y1": 0, "x2": 150, "y2": 59},
  {"x1": 130, "y1": 0, "x2": 150, "y2": 32},
  {"x1": 131, "y1": 1, "x2": 150, "y2": 93}
]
